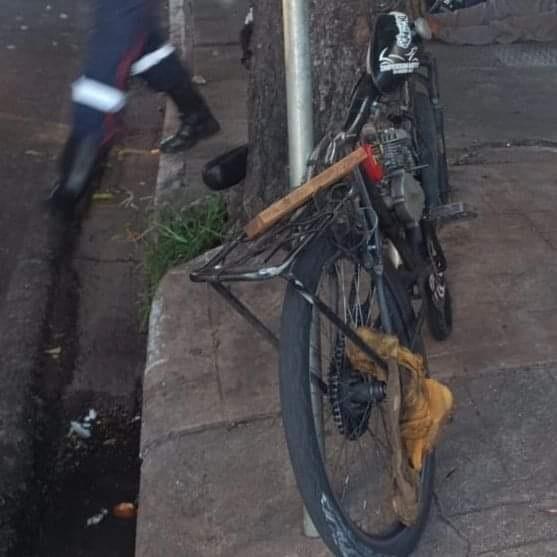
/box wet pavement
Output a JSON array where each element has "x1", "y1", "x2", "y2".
[
  {"x1": 0, "y1": 0, "x2": 83, "y2": 302},
  {"x1": 0, "y1": 1, "x2": 163, "y2": 555}
]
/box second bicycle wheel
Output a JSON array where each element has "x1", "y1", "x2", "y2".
[{"x1": 279, "y1": 236, "x2": 434, "y2": 557}]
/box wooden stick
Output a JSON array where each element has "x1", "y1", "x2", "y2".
[{"x1": 244, "y1": 146, "x2": 368, "y2": 240}]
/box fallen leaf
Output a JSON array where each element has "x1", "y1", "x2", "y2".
[
  {"x1": 92, "y1": 192, "x2": 114, "y2": 202},
  {"x1": 542, "y1": 508, "x2": 557, "y2": 515},
  {"x1": 113, "y1": 502, "x2": 137, "y2": 519},
  {"x1": 444, "y1": 468, "x2": 457, "y2": 480},
  {"x1": 69, "y1": 421, "x2": 92, "y2": 439},
  {"x1": 117, "y1": 147, "x2": 155, "y2": 160},
  {"x1": 84, "y1": 409, "x2": 97, "y2": 423},
  {"x1": 86, "y1": 509, "x2": 108, "y2": 527},
  {"x1": 192, "y1": 74, "x2": 207, "y2": 85}
]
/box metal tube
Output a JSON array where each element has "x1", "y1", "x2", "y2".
[
  {"x1": 282, "y1": 0, "x2": 314, "y2": 189},
  {"x1": 306, "y1": 309, "x2": 324, "y2": 538},
  {"x1": 281, "y1": 0, "x2": 318, "y2": 538}
]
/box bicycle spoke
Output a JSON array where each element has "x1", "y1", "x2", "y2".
[{"x1": 306, "y1": 248, "x2": 423, "y2": 538}]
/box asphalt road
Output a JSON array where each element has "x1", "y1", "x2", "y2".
[
  {"x1": 0, "y1": 1, "x2": 163, "y2": 555},
  {"x1": 0, "y1": 0, "x2": 84, "y2": 302},
  {"x1": 0, "y1": 2, "x2": 85, "y2": 552}
]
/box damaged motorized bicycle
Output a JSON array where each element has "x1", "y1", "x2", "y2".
[{"x1": 192, "y1": 8, "x2": 473, "y2": 557}]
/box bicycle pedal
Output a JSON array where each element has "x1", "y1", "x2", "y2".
[{"x1": 428, "y1": 202, "x2": 478, "y2": 224}]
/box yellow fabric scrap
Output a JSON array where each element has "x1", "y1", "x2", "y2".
[{"x1": 347, "y1": 327, "x2": 454, "y2": 471}]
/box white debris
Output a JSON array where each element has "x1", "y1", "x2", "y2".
[
  {"x1": 69, "y1": 409, "x2": 98, "y2": 439},
  {"x1": 84, "y1": 409, "x2": 98, "y2": 423},
  {"x1": 20, "y1": 25, "x2": 29, "y2": 31},
  {"x1": 59, "y1": 12, "x2": 68, "y2": 19},
  {"x1": 69, "y1": 421, "x2": 91, "y2": 439},
  {"x1": 6, "y1": 45, "x2": 16, "y2": 50},
  {"x1": 119, "y1": 188, "x2": 137, "y2": 210},
  {"x1": 46, "y1": 4, "x2": 52, "y2": 10},
  {"x1": 245, "y1": 7, "x2": 254, "y2": 25},
  {"x1": 86, "y1": 508, "x2": 108, "y2": 527},
  {"x1": 192, "y1": 74, "x2": 207, "y2": 85}
]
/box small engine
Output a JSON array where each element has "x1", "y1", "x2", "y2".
[{"x1": 363, "y1": 124, "x2": 425, "y2": 227}]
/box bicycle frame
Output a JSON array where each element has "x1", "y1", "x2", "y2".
[
  {"x1": 191, "y1": 33, "x2": 447, "y2": 374},
  {"x1": 191, "y1": 153, "x2": 429, "y2": 376}
]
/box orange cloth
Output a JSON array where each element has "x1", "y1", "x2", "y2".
[{"x1": 347, "y1": 327, "x2": 454, "y2": 471}]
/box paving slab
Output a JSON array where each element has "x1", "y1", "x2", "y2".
[
  {"x1": 156, "y1": 4, "x2": 248, "y2": 209},
  {"x1": 429, "y1": 150, "x2": 557, "y2": 379},
  {"x1": 429, "y1": 43, "x2": 557, "y2": 150},
  {"x1": 141, "y1": 267, "x2": 281, "y2": 451},
  {"x1": 193, "y1": 0, "x2": 251, "y2": 47},
  {"x1": 482, "y1": 540, "x2": 557, "y2": 557},
  {"x1": 138, "y1": 418, "x2": 333, "y2": 557}
]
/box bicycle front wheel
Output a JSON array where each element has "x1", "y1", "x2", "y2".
[{"x1": 279, "y1": 236, "x2": 434, "y2": 557}]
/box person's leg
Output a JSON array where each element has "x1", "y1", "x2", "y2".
[
  {"x1": 51, "y1": 0, "x2": 147, "y2": 209},
  {"x1": 132, "y1": 29, "x2": 220, "y2": 153}
]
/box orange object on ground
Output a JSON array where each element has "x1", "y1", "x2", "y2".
[{"x1": 346, "y1": 327, "x2": 454, "y2": 471}]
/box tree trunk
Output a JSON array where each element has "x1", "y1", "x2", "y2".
[
  {"x1": 240, "y1": 0, "x2": 288, "y2": 219},
  {"x1": 238, "y1": 0, "x2": 404, "y2": 220}
]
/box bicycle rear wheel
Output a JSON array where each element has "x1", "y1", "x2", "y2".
[
  {"x1": 413, "y1": 91, "x2": 447, "y2": 207},
  {"x1": 279, "y1": 236, "x2": 434, "y2": 557}
]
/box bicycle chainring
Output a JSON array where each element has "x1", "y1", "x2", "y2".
[{"x1": 328, "y1": 332, "x2": 374, "y2": 441}]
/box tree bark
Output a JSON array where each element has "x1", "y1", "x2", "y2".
[
  {"x1": 238, "y1": 0, "x2": 386, "y2": 220},
  {"x1": 241, "y1": 0, "x2": 288, "y2": 219}
]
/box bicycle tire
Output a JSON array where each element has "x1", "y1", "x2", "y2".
[
  {"x1": 279, "y1": 236, "x2": 434, "y2": 557},
  {"x1": 413, "y1": 91, "x2": 454, "y2": 340},
  {"x1": 413, "y1": 91, "x2": 448, "y2": 207},
  {"x1": 425, "y1": 273, "x2": 453, "y2": 341}
]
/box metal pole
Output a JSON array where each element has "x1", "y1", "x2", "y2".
[
  {"x1": 281, "y1": 0, "x2": 319, "y2": 539},
  {"x1": 282, "y1": 0, "x2": 314, "y2": 189}
]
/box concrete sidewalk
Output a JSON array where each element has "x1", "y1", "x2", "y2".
[
  {"x1": 137, "y1": 147, "x2": 557, "y2": 556},
  {"x1": 136, "y1": 16, "x2": 557, "y2": 557}
]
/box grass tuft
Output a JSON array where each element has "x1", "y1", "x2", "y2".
[{"x1": 142, "y1": 196, "x2": 227, "y2": 325}]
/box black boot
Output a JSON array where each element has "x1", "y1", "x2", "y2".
[
  {"x1": 160, "y1": 84, "x2": 221, "y2": 154},
  {"x1": 48, "y1": 135, "x2": 103, "y2": 214}
]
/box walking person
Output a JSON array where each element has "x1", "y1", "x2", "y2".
[{"x1": 50, "y1": 0, "x2": 220, "y2": 211}]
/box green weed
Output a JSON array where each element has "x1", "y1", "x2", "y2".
[{"x1": 142, "y1": 196, "x2": 227, "y2": 325}]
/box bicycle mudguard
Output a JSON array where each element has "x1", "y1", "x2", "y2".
[{"x1": 202, "y1": 144, "x2": 249, "y2": 191}]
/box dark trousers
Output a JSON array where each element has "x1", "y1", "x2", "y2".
[{"x1": 71, "y1": 0, "x2": 194, "y2": 145}]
